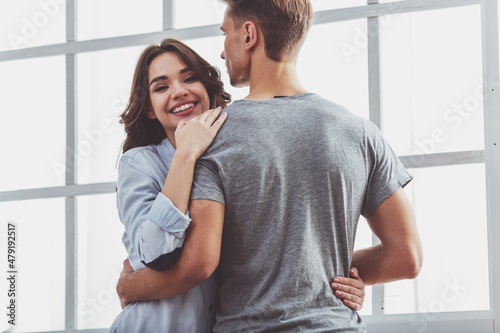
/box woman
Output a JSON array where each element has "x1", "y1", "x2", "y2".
[{"x1": 110, "y1": 38, "x2": 365, "y2": 332}]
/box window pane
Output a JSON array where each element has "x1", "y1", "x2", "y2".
[
  {"x1": 311, "y1": 0, "x2": 366, "y2": 11},
  {"x1": 0, "y1": 198, "x2": 65, "y2": 331},
  {"x1": 174, "y1": 0, "x2": 226, "y2": 29},
  {"x1": 0, "y1": 0, "x2": 66, "y2": 51},
  {"x1": 0, "y1": 56, "x2": 66, "y2": 191},
  {"x1": 77, "y1": 0, "x2": 162, "y2": 41},
  {"x1": 77, "y1": 46, "x2": 142, "y2": 184},
  {"x1": 77, "y1": 194, "x2": 126, "y2": 329},
  {"x1": 380, "y1": 6, "x2": 484, "y2": 156},
  {"x1": 384, "y1": 163, "x2": 489, "y2": 314},
  {"x1": 173, "y1": 0, "x2": 366, "y2": 30},
  {"x1": 298, "y1": 20, "x2": 369, "y2": 119}
]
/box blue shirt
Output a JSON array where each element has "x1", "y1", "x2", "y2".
[{"x1": 109, "y1": 138, "x2": 216, "y2": 333}]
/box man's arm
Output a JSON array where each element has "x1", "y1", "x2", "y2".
[
  {"x1": 117, "y1": 199, "x2": 224, "y2": 305},
  {"x1": 352, "y1": 187, "x2": 423, "y2": 285}
]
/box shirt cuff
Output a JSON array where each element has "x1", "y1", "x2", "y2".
[{"x1": 147, "y1": 192, "x2": 191, "y2": 234}]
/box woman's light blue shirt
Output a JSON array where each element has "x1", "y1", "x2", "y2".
[{"x1": 109, "y1": 138, "x2": 216, "y2": 333}]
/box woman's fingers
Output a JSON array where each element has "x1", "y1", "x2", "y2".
[
  {"x1": 331, "y1": 267, "x2": 365, "y2": 311},
  {"x1": 331, "y1": 279, "x2": 364, "y2": 298},
  {"x1": 174, "y1": 106, "x2": 227, "y2": 159},
  {"x1": 200, "y1": 106, "x2": 223, "y2": 123},
  {"x1": 196, "y1": 106, "x2": 227, "y2": 135},
  {"x1": 332, "y1": 275, "x2": 364, "y2": 296},
  {"x1": 176, "y1": 120, "x2": 188, "y2": 131},
  {"x1": 209, "y1": 111, "x2": 228, "y2": 133},
  {"x1": 350, "y1": 267, "x2": 360, "y2": 278},
  {"x1": 333, "y1": 286, "x2": 364, "y2": 311},
  {"x1": 343, "y1": 299, "x2": 362, "y2": 311}
]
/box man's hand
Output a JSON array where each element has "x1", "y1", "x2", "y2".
[
  {"x1": 331, "y1": 267, "x2": 365, "y2": 311},
  {"x1": 118, "y1": 259, "x2": 134, "y2": 309}
]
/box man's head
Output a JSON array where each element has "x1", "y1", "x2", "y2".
[{"x1": 220, "y1": 0, "x2": 313, "y2": 86}]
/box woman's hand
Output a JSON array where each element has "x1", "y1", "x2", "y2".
[
  {"x1": 331, "y1": 267, "x2": 365, "y2": 311},
  {"x1": 174, "y1": 107, "x2": 227, "y2": 160}
]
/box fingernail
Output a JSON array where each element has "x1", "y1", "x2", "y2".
[
  {"x1": 334, "y1": 278, "x2": 340, "y2": 283},
  {"x1": 336, "y1": 290, "x2": 342, "y2": 296},
  {"x1": 331, "y1": 283, "x2": 338, "y2": 289}
]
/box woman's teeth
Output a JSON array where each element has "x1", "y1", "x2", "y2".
[{"x1": 171, "y1": 103, "x2": 195, "y2": 114}]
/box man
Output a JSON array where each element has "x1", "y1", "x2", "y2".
[{"x1": 117, "y1": 0, "x2": 423, "y2": 331}]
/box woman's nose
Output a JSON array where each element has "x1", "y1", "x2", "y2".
[{"x1": 171, "y1": 82, "x2": 188, "y2": 99}]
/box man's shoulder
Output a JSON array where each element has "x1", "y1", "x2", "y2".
[
  {"x1": 217, "y1": 94, "x2": 369, "y2": 130},
  {"x1": 222, "y1": 93, "x2": 331, "y2": 113}
]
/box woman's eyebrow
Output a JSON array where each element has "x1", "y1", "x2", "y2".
[
  {"x1": 149, "y1": 67, "x2": 192, "y2": 86},
  {"x1": 149, "y1": 75, "x2": 167, "y2": 87}
]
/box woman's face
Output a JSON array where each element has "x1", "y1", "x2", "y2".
[{"x1": 147, "y1": 52, "x2": 210, "y2": 146}]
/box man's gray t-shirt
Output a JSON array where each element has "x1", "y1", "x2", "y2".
[{"x1": 191, "y1": 93, "x2": 412, "y2": 332}]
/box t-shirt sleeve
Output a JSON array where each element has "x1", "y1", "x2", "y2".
[
  {"x1": 361, "y1": 122, "x2": 413, "y2": 218},
  {"x1": 190, "y1": 157, "x2": 226, "y2": 206}
]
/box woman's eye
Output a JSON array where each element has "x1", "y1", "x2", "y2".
[
  {"x1": 154, "y1": 85, "x2": 168, "y2": 92},
  {"x1": 185, "y1": 76, "x2": 197, "y2": 83}
]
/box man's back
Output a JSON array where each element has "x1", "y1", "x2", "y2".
[{"x1": 191, "y1": 93, "x2": 410, "y2": 332}]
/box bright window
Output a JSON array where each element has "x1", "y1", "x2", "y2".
[
  {"x1": 0, "y1": 56, "x2": 66, "y2": 191},
  {"x1": 77, "y1": 0, "x2": 162, "y2": 40},
  {"x1": 0, "y1": 0, "x2": 66, "y2": 51}
]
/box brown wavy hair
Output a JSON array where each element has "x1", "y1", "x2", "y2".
[
  {"x1": 222, "y1": 0, "x2": 313, "y2": 62},
  {"x1": 120, "y1": 38, "x2": 231, "y2": 153}
]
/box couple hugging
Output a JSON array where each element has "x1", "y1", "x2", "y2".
[{"x1": 110, "y1": 0, "x2": 422, "y2": 332}]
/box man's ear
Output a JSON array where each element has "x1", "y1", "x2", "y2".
[{"x1": 243, "y1": 21, "x2": 258, "y2": 51}]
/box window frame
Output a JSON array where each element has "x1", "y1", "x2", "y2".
[{"x1": 0, "y1": 0, "x2": 498, "y2": 331}]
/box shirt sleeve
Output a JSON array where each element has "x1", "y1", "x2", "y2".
[
  {"x1": 361, "y1": 122, "x2": 413, "y2": 218},
  {"x1": 190, "y1": 157, "x2": 226, "y2": 205},
  {"x1": 117, "y1": 152, "x2": 192, "y2": 271}
]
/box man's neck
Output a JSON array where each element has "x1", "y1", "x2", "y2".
[{"x1": 245, "y1": 59, "x2": 307, "y2": 100}]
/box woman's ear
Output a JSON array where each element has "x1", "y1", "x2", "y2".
[{"x1": 144, "y1": 108, "x2": 157, "y2": 119}]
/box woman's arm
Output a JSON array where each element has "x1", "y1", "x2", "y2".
[
  {"x1": 161, "y1": 107, "x2": 226, "y2": 214},
  {"x1": 118, "y1": 108, "x2": 227, "y2": 271},
  {"x1": 116, "y1": 108, "x2": 227, "y2": 305}
]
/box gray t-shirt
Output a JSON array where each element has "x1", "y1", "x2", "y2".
[{"x1": 191, "y1": 93, "x2": 411, "y2": 332}]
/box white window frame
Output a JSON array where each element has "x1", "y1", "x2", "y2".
[{"x1": 0, "y1": 0, "x2": 498, "y2": 332}]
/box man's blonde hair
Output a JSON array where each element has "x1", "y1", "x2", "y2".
[{"x1": 222, "y1": 0, "x2": 313, "y2": 62}]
